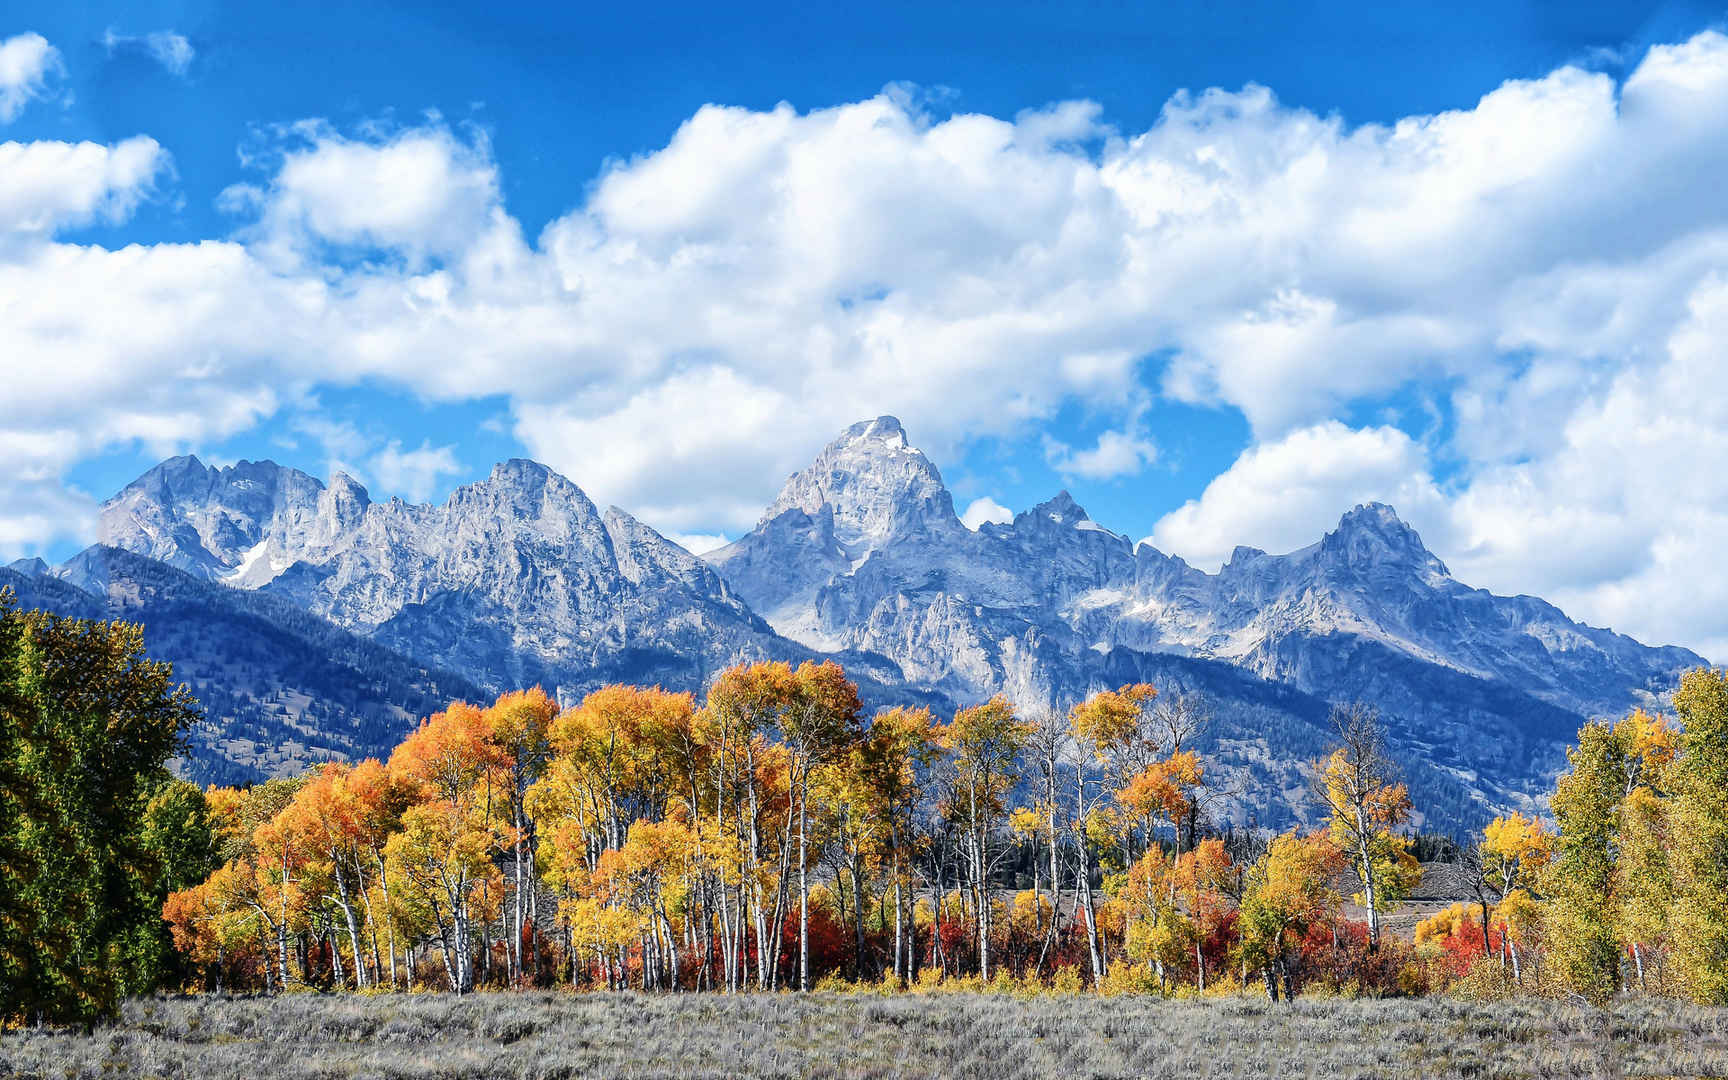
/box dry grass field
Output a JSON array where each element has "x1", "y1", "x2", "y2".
[{"x1": 2, "y1": 990, "x2": 1725, "y2": 1079}]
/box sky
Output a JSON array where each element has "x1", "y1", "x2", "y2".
[{"x1": 3, "y1": 1, "x2": 1728, "y2": 658}]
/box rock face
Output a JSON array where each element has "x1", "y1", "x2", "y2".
[
  {"x1": 59, "y1": 417, "x2": 1708, "y2": 827},
  {"x1": 98, "y1": 455, "x2": 783, "y2": 700}
]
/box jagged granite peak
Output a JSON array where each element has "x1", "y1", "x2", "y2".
[
  {"x1": 92, "y1": 453, "x2": 795, "y2": 701},
  {"x1": 1225, "y1": 545, "x2": 1267, "y2": 567},
  {"x1": 759, "y1": 415, "x2": 960, "y2": 557},
  {"x1": 4, "y1": 556, "x2": 48, "y2": 577},
  {"x1": 1321, "y1": 501, "x2": 1452, "y2": 578},
  {"x1": 101, "y1": 456, "x2": 336, "y2": 579},
  {"x1": 322, "y1": 471, "x2": 372, "y2": 529},
  {"x1": 1035, "y1": 490, "x2": 1088, "y2": 525}
]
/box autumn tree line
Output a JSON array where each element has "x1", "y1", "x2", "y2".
[{"x1": 4, "y1": 590, "x2": 1727, "y2": 1024}]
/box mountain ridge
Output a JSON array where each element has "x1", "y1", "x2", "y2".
[
  {"x1": 25, "y1": 416, "x2": 1707, "y2": 828},
  {"x1": 709, "y1": 416, "x2": 1698, "y2": 722}
]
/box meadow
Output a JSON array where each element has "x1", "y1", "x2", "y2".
[{"x1": 3, "y1": 990, "x2": 1724, "y2": 1080}]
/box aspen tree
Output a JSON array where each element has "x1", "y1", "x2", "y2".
[
  {"x1": 1543, "y1": 720, "x2": 1629, "y2": 1006},
  {"x1": 937, "y1": 696, "x2": 1028, "y2": 981},
  {"x1": 1670, "y1": 669, "x2": 1728, "y2": 1004},
  {"x1": 1314, "y1": 703, "x2": 1416, "y2": 950}
]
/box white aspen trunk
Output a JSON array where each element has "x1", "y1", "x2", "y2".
[
  {"x1": 850, "y1": 856, "x2": 868, "y2": 979},
  {"x1": 328, "y1": 919, "x2": 346, "y2": 988},
  {"x1": 277, "y1": 919, "x2": 291, "y2": 991},
  {"x1": 1076, "y1": 763, "x2": 1104, "y2": 979},
  {"x1": 377, "y1": 849, "x2": 398, "y2": 989},
  {"x1": 893, "y1": 860, "x2": 905, "y2": 985},
  {"x1": 334, "y1": 865, "x2": 367, "y2": 988},
  {"x1": 511, "y1": 812, "x2": 524, "y2": 984},
  {"x1": 798, "y1": 765, "x2": 810, "y2": 990},
  {"x1": 1356, "y1": 805, "x2": 1380, "y2": 949}
]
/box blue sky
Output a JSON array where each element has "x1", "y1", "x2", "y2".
[{"x1": 5, "y1": 2, "x2": 1728, "y2": 656}]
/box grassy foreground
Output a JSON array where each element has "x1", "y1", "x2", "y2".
[{"x1": 2, "y1": 991, "x2": 1723, "y2": 1079}]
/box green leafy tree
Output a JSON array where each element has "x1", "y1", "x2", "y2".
[
  {"x1": 1542, "y1": 719, "x2": 1630, "y2": 1006},
  {"x1": 1670, "y1": 668, "x2": 1728, "y2": 1004},
  {"x1": 0, "y1": 592, "x2": 199, "y2": 1024},
  {"x1": 126, "y1": 779, "x2": 218, "y2": 993}
]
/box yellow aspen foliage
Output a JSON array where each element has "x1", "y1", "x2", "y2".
[
  {"x1": 1235, "y1": 830, "x2": 1345, "y2": 1002},
  {"x1": 1068, "y1": 683, "x2": 1157, "y2": 761},
  {"x1": 1414, "y1": 902, "x2": 1473, "y2": 947},
  {"x1": 1481, "y1": 813, "x2": 1552, "y2": 896}
]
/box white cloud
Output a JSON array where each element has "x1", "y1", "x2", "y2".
[
  {"x1": 0, "y1": 137, "x2": 169, "y2": 238},
  {"x1": 368, "y1": 440, "x2": 463, "y2": 503},
  {"x1": 1044, "y1": 428, "x2": 1158, "y2": 480},
  {"x1": 102, "y1": 29, "x2": 195, "y2": 77},
  {"x1": 0, "y1": 32, "x2": 61, "y2": 122},
  {"x1": 6, "y1": 32, "x2": 1728, "y2": 656},
  {"x1": 1440, "y1": 276, "x2": 1728, "y2": 656},
  {"x1": 1150, "y1": 422, "x2": 1447, "y2": 570},
  {"x1": 228, "y1": 121, "x2": 506, "y2": 269},
  {"x1": 960, "y1": 496, "x2": 1014, "y2": 530},
  {"x1": 667, "y1": 532, "x2": 730, "y2": 555}
]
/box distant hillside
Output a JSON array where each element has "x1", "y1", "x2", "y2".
[{"x1": 2, "y1": 547, "x2": 486, "y2": 785}]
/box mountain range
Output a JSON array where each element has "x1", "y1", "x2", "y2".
[{"x1": 2, "y1": 416, "x2": 1703, "y2": 831}]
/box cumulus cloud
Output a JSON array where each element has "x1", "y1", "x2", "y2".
[
  {"x1": 960, "y1": 496, "x2": 1015, "y2": 530},
  {"x1": 0, "y1": 31, "x2": 63, "y2": 122},
  {"x1": 225, "y1": 120, "x2": 506, "y2": 269},
  {"x1": 1443, "y1": 276, "x2": 1728, "y2": 657},
  {"x1": 102, "y1": 29, "x2": 195, "y2": 77},
  {"x1": 1044, "y1": 428, "x2": 1158, "y2": 480},
  {"x1": 8, "y1": 32, "x2": 1728, "y2": 655},
  {"x1": 1150, "y1": 422, "x2": 1447, "y2": 569},
  {"x1": 368, "y1": 440, "x2": 463, "y2": 503},
  {"x1": 0, "y1": 137, "x2": 169, "y2": 238}
]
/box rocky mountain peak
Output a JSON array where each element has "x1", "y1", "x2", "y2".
[
  {"x1": 488, "y1": 457, "x2": 556, "y2": 484},
  {"x1": 1034, "y1": 490, "x2": 1088, "y2": 524},
  {"x1": 1225, "y1": 545, "x2": 1268, "y2": 567},
  {"x1": 449, "y1": 458, "x2": 602, "y2": 532},
  {"x1": 321, "y1": 471, "x2": 372, "y2": 531},
  {"x1": 4, "y1": 556, "x2": 48, "y2": 577},
  {"x1": 125, "y1": 453, "x2": 212, "y2": 498},
  {"x1": 845, "y1": 415, "x2": 910, "y2": 448},
  {"x1": 98, "y1": 456, "x2": 329, "y2": 577},
  {"x1": 1321, "y1": 502, "x2": 1450, "y2": 577},
  {"x1": 761, "y1": 415, "x2": 958, "y2": 555}
]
